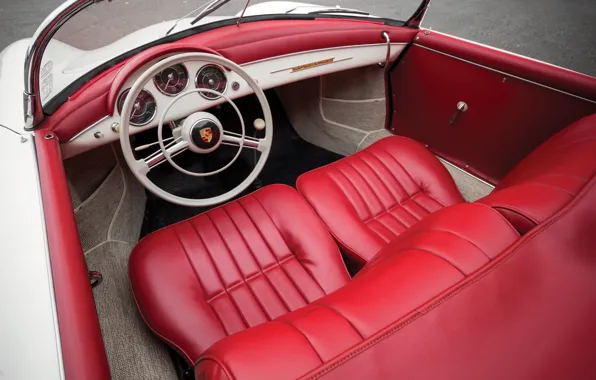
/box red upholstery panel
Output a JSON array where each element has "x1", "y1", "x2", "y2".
[
  {"x1": 46, "y1": 19, "x2": 416, "y2": 141},
  {"x1": 304, "y1": 175, "x2": 596, "y2": 380},
  {"x1": 389, "y1": 31, "x2": 596, "y2": 184},
  {"x1": 297, "y1": 136, "x2": 464, "y2": 265},
  {"x1": 34, "y1": 131, "x2": 110, "y2": 379},
  {"x1": 129, "y1": 185, "x2": 349, "y2": 363},
  {"x1": 480, "y1": 113, "x2": 596, "y2": 232},
  {"x1": 194, "y1": 202, "x2": 520, "y2": 379}
]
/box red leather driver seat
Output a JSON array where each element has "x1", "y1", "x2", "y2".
[{"x1": 128, "y1": 185, "x2": 350, "y2": 363}]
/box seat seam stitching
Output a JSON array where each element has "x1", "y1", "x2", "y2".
[
  {"x1": 207, "y1": 258, "x2": 295, "y2": 303},
  {"x1": 274, "y1": 320, "x2": 325, "y2": 363},
  {"x1": 362, "y1": 193, "x2": 421, "y2": 223},
  {"x1": 414, "y1": 192, "x2": 446, "y2": 209},
  {"x1": 379, "y1": 147, "x2": 420, "y2": 193},
  {"x1": 313, "y1": 303, "x2": 365, "y2": 339},
  {"x1": 332, "y1": 166, "x2": 375, "y2": 219},
  {"x1": 250, "y1": 195, "x2": 326, "y2": 298},
  {"x1": 361, "y1": 149, "x2": 410, "y2": 203},
  {"x1": 365, "y1": 219, "x2": 395, "y2": 243},
  {"x1": 357, "y1": 153, "x2": 401, "y2": 208},
  {"x1": 372, "y1": 214, "x2": 402, "y2": 239},
  {"x1": 173, "y1": 223, "x2": 230, "y2": 336},
  {"x1": 205, "y1": 211, "x2": 272, "y2": 324},
  {"x1": 343, "y1": 158, "x2": 386, "y2": 214},
  {"x1": 229, "y1": 201, "x2": 293, "y2": 313},
  {"x1": 189, "y1": 217, "x2": 252, "y2": 329},
  {"x1": 410, "y1": 194, "x2": 432, "y2": 214},
  {"x1": 383, "y1": 209, "x2": 411, "y2": 231},
  {"x1": 397, "y1": 199, "x2": 424, "y2": 222}
]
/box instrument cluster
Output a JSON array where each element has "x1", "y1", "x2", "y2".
[{"x1": 117, "y1": 64, "x2": 228, "y2": 126}]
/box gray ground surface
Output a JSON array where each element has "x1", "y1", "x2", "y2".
[{"x1": 0, "y1": 0, "x2": 594, "y2": 75}]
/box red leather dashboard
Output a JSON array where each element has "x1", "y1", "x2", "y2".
[{"x1": 42, "y1": 19, "x2": 417, "y2": 142}]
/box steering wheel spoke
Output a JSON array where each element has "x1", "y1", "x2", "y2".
[
  {"x1": 144, "y1": 137, "x2": 189, "y2": 170},
  {"x1": 222, "y1": 130, "x2": 266, "y2": 152}
]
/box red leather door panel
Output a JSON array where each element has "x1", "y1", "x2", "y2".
[{"x1": 388, "y1": 31, "x2": 596, "y2": 184}]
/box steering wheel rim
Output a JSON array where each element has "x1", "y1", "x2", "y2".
[{"x1": 119, "y1": 52, "x2": 273, "y2": 207}]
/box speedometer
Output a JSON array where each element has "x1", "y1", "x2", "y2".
[
  {"x1": 195, "y1": 65, "x2": 227, "y2": 100},
  {"x1": 153, "y1": 64, "x2": 189, "y2": 96},
  {"x1": 117, "y1": 89, "x2": 157, "y2": 126}
]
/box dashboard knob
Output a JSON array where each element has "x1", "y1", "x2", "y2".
[{"x1": 253, "y1": 118, "x2": 265, "y2": 131}]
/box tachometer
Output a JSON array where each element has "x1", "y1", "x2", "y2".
[
  {"x1": 117, "y1": 89, "x2": 157, "y2": 126},
  {"x1": 153, "y1": 64, "x2": 189, "y2": 96},
  {"x1": 195, "y1": 64, "x2": 227, "y2": 100}
]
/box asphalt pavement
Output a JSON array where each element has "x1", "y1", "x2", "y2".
[{"x1": 0, "y1": 0, "x2": 594, "y2": 76}]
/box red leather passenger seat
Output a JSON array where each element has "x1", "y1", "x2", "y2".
[
  {"x1": 297, "y1": 136, "x2": 464, "y2": 266},
  {"x1": 129, "y1": 185, "x2": 349, "y2": 363},
  {"x1": 480, "y1": 113, "x2": 596, "y2": 233}
]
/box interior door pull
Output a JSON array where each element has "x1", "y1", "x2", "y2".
[{"x1": 450, "y1": 101, "x2": 468, "y2": 126}]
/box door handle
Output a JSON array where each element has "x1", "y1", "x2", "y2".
[{"x1": 450, "y1": 101, "x2": 468, "y2": 126}]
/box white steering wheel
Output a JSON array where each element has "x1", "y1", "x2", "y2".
[{"x1": 119, "y1": 52, "x2": 272, "y2": 207}]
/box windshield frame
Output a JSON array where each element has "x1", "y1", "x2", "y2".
[{"x1": 24, "y1": 0, "x2": 428, "y2": 131}]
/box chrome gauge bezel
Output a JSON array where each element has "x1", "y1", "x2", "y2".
[
  {"x1": 195, "y1": 64, "x2": 228, "y2": 100},
  {"x1": 152, "y1": 63, "x2": 190, "y2": 97},
  {"x1": 117, "y1": 88, "x2": 157, "y2": 127}
]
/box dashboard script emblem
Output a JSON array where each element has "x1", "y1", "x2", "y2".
[{"x1": 200, "y1": 128, "x2": 213, "y2": 143}]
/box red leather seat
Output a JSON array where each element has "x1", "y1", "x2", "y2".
[
  {"x1": 480, "y1": 113, "x2": 596, "y2": 233},
  {"x1": 297, "y1": 136, "x2": 464, "y2": 266},
  {"x1": 128, "y1": 185, "x2": 350, "y2": 363},
  {"x1": 195, "y1": 201, "x2": 524, "y2": 379}
]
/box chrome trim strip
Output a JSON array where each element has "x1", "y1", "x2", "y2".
[
  {"x1": 437, "y1": 157, "x2": 495, "y2": 189},
  {"x1": 66, "y1": 115, "x2": 109, "y2": 142},
  {"x1": 270, "y1": 57, "x2": 353, "y2": 74},
  {"x1": 24, "y1": 0, "x2": 109, "y2": 129},
  {"x1": 413, "y1": 44, "x2": 596, "y2": 104},
  {"x1": 243, "y1": 42, "x2": 407, "y2": 66}
]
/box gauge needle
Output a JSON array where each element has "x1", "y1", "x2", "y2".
[
  {"x1": 165, "y1": 73, "x2": 174, "y2": 89},
  {"x1": 132, "y1": 101, "x2": 142, "y2": 117}
]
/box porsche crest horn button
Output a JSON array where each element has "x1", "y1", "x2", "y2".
[
  {"x1": 200, "y1": 127, "x2": 213, "y2": 143},
  {"x1": 190, "y1": 120, "x2": 221, "y2": 149}
]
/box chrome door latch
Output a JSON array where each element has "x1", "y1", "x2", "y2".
[{"x1": 450, "y1": 101, "x2": 468, "y2": 126}]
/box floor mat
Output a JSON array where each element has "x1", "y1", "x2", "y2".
[
  {"x1": 86, "y1": 241, "x2": 178, "y2": 380},
  {"x1": 140, "y1": 91, "x2": 343, "y2": 236}
]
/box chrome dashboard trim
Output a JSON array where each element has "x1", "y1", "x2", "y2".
[
  {"x1": 66, "y1": 115, "x2": 109, "y2": 142},
  {"x1": 270, "y1": 57, "x2": 353, "y2": 74},
  {"x1": 243, "y1": 42, "x2": 407, "y2": 66}
]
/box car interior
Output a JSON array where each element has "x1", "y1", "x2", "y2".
[{"x1": 34, "y1": 17, "x2": 596, "y2": 380}]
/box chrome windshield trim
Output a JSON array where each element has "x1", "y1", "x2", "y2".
[{"x1": 24, "y1": 0, "x2": 109, "y2": 130}]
